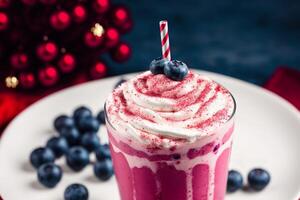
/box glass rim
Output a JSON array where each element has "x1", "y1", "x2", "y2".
[{"x1": 104, "y1": 92, "x2": 236, "y2": 134}]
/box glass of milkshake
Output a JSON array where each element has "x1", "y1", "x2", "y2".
[
  {"x1": 105, "y1": 20, "x2": 236, "y2": 200},
  {"x1": 105, "y1": 66, "x2": 235, "y2": 200}
]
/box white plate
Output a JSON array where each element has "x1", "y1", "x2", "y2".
[{"x1": 0, "y1": 70, "x2": 300, "y2": 200}]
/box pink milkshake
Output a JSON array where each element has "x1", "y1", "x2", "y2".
[{"x1": 105, "y1": 70, "x2": 235, "y2": 200}]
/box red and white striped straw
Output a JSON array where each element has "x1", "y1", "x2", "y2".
[{"x1": 159, "y1": 20, "x2": 171, "y2": 61}]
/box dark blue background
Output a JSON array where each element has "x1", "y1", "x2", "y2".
[{"x1": 107, "y1": 0, "x2": 300, "y2": 85}]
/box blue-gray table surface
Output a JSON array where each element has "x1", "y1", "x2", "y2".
[{"x1": 106, "y1": 0, "x2": 300, "y2": 85}]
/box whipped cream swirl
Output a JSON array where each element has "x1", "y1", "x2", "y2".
[{"x1": 106, "y1": 71, "x2": 234, "y2": 144}]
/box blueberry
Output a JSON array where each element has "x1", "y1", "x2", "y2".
[
  {"x1": 37, "y1": 163, "x2": 62, "y2": 188},
  {"x1": 54, "y1": 115, "x2": 75, "y2": 132},
  {"x1": 80, "y1": 132, "x2": 101, "y2": 152},
  {"x1": 227, "y1": 170, "x2": 243, "y2": 193},
  {"x1": 114, "y1": 78, "x2": 127, "y2": 89},
  {"x1": 77, "y1": 116, "x2": 100, "y2": 133},
  {"x1": 149, "y1": 57, "x2": 169, "y2": 75},
  {"x1": 66, "y1": 146, "x2": 90, "y2": 172},
  {"x1": 95, "y1": 144, "x2": 111, "y2": 161},
  {"x1": 46, "y1": 137, "x2": 69, "y2": 158},
  {"x1": 164, "y1": 60, "x2": 188, "y2": 81},
  {"x1": 248, "y1": 168, "x2": 271, "y2": 191},
  {"x1": 97, "y1": 110, "x2": 106, "y2": 124},
  {"x1": 73, "y1": 106, "x2": 92, "y2": 124},
  {"x1": 64, "y1": 183, "x2": 89, "y2": 200},
  {"x1": 30, "y1": 147, "x2": 55, "y2": 169},
  {"x1": 60, "y1": 128, "x2": 81, "y2": 146},
  {"x1": 93, "y1": 159, "x2": 114, "y2": 181}
]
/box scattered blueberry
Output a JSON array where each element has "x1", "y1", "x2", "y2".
[
  {"x1": 30, "y1": 147, "x2": 55, "y2": 169},
  {"x1": 80, "y1": 132, "x2": 101, "y2": 152},
  {"x1": 149, "y1": 57, "x2": 169, "y2": 75},
  {"x1": 93, "y1": 159, "x2": 114, "y2": 181},
  {"x1": 97, "y1": 110, "x2": 106, "y2": 124},
  {"x1": 37, "y1": 163, "x2": 62, "y2": 188},
  {"x1": 46, "y1": 137, "x2": 69, "y2": 158},
  {"x1": 60, "y1": 128, "x2": 81, "y2": 146},
  {"x1": 73, "y1": 106, "x2": 92, "y2": 124},
  {"x1": 227, "y1": 170, "x2": 243, "y2": 193},
  {"x1": 64, "y1": 183, "x2": 89, "y2": 200},
  {"x1": 54, "y1": 115, "x2": 75, "y2": 132},
  {"x1": 95, "y1": 144, "x2": 111, "y2": 161},
  {"x1": 66, "y1": 146, "x2": 90, "y2": 172},
  {"x1": 77, "y1": 116, "x2": 100, "y2": 133},
  {"x1": 114, "y1": 78, "x2": 127, "y2": 89},
  {"x1": 248, "y1": 168, "x2": 271, "y2": 191},
  {"x1": 164, "y1": 60, "x2": 188, "y2": 81}
]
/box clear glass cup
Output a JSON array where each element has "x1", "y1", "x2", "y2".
[{"x1": 105, "y1": 94, "x2": 236, "y2": 200}]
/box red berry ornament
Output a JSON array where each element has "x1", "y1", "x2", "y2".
[
  {"x1": 111, "y1": 42, "x2": 131, "y2": 62},
  {"x1": 112, "y1": 6, "x2": 130, "y2": 26},
  {"x1": 93, "y1": 0, "x2": 110, "y2": 14},
  {"x1": 0, "y1": 12, "x2": 9, "y2": 31},
  {"x1": 50, "y1": 10, "x2": 71, "y2": 30},
  {"x1": 10, "y1": 53, "x2": 28, "y2": 70},
  {"x1": 38, "y1": 65, "x2": 59, "y2": 86},
  {"x1": 104, "y1": 27, "x2": 119, "y2": 48},
  {"x1": 73, "y1": 5, "x2": 86, "y2": 23},
  {"x1": 19, "y1": 72, "x2": 36, "y2": 89},
  {"x1": 58, "y1": 53, "x2": 76, "y2": 73},
  {"x1": 90, "y1": 61, "x2": 107, "y2": 79},
  {"x1": 0, "y1": 0, "x2": 10, "y2": 8},
  {"x1": 84, "y1": 31, "x2": 104, "y2": 48},
  {"x1": 36, "y1": 41, "x2": 58, "y2": 62}
]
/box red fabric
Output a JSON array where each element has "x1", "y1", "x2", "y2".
[
  {"x1": 264, "y1": 66, "x2": 300, "y2": 110},
  {"x1": 0, "y1": 91, "x2": 39, "y2": 133}
]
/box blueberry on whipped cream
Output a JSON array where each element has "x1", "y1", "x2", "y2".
[
  {"x1": 164, "y1": 60, "x2": 188, "y2": 81},
  {"x1": 149, "y1": 57, "x2": 169, "y2": 75},
  {"x1": 149, "y1": 58, "x2": 188, "y2": 81}
]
